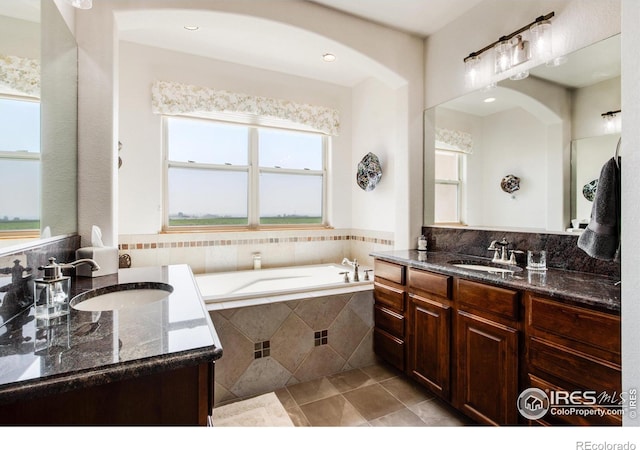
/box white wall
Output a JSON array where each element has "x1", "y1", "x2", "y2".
[
  {"x1": 0, "y1": 15, "x2": 39, "y2": 58},
  {"x1": 572, "y1": 133, "x2": 620, "y2": 222},
  {"x1": 436, "y1": 107, "x2": 552, "y2": 231},
  {"x1": 573, "y1": 76, "x2": 621, "y2": 140},
  {"x1": 350, "y1": 78, "x2": 398, "y2": 234}
]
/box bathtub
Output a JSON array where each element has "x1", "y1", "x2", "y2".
[{"x1": 195, "y1": 263, "x2": 373, "y2": 309}]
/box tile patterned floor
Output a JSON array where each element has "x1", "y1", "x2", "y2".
[{"x1": 269, "y1": 363, "x2": 475, "y2": 426}]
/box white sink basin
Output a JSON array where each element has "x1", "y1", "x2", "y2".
[
  {"x1": 448, "y1": 260, "x2": 523, "y2": 274},
  {"x1": 70, "y1": 282, "x2": 173, "y2": 312}
]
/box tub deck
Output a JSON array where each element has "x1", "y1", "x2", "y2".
[{"x1": 195, "y1": 263, "x2": 373, "y2": 310}]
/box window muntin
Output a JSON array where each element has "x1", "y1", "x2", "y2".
[
  {"x1": 0, "y1": 97, "x2": 41, "y2": 232},
  {"x1": 434, "y1": 149, "x2": 463, "y2": 224},
  {"x1": 165, "y1": 117, "x2": 326, "y2": 229}
]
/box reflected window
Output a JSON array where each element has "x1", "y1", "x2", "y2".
[
  {"x1": 165, "y1": 117, "x2": 326, "y2": 229},
  {"x1": 0, "y1": 97, "x2": 40, "y2": 232},
  {"x1": 434, "y1": 149, "x2": 464, "y2": 224}
]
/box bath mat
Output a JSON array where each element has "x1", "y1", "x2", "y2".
[{"x1": 212, "y1": 392, "x2": 294, "y2": 427}]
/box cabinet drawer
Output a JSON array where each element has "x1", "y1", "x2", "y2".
[
  {"x1": 409, "y1": 268, "x2": 451, "y2": 299},
  {"x1": 374, "y1": 328, "x2": 404, "y2": 371},
  {"x1": 375, "y1": 305, "x2": 404, "y2": 338},
  {"x1": 374, "y1": 260, "x2": 405, "y2": 285},
  {"x1": 528, "y1": 337, "x2": 621, "y2": 394},
  {"x1": 528, "y1": 295, "x2": 620, "y2": 358},
  {"x1": 374, "y1": 281, "x2": 405, "y2": 312},
  {"x1": 456, "y1": 279, "x2": 519, "y2": 321}
]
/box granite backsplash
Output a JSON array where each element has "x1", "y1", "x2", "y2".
[
  {"x1": 422, "y1": 226, "x2": 620, "y2": 279},
  {"x1": 1, "y1": 235, "x2": 81, "y2": 341}
]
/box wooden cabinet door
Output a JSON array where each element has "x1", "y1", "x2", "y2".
[
  {"x1": 456, "y1": 310, "x2": 519, "y2": 425},
  {"x1": 407, "y1": 293, "x2": 451, "y2": 400}
]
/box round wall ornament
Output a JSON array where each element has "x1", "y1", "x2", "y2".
[
  {"x1": 357, "y1": 152, "x2": 383, "y2": 191},
  {"x1": 500, "y1": 174, "x2": 520, "y2": 194}
]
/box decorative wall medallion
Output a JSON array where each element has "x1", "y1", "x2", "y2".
[
  {"x1": 357, "y1": 152, "x2": 383, "y2": 191},
  {"x1": 500, "y1": 174, "x2": 520, "y2": 194},
  {"x1": 582, "y1": 179, "x2": 598, "y2": 202}
]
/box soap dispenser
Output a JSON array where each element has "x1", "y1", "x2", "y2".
[{"x1": 33, "y1": 257, "x2": 71, "y2": 324}]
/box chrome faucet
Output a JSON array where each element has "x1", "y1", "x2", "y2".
[
  {"x1": 341, "y1": 257, "x2": 359, "y2": 282},
  {"x1": 38, "y1": 257, "x2": 101, "y2": 280},
  {"x1": 488, "y1": 239, "x2": 522, "y2": 265},
  {"x1": 488, "y1": 238, "x2": 510, "y2": 263}
]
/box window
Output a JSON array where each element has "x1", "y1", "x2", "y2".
[
  {"x1": 434, "y1": 149, "x2": 464, "y2": 224},
  {"x1": 165, "y1": 116, "x2": 326, "y2": 229},
  {"x1": 0, "y1": 97, "x2": 41, "y2": 233}
]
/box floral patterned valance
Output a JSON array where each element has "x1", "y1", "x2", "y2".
[
  {"x1": 435, "y1": 127, "x2": 473, "y2": 154},
  {"x1": 0, "y1": 54, "x2": 40, "y2": 97},
  {"x1": 151, "y1": 80, "x2": 340, "y2": 136}
]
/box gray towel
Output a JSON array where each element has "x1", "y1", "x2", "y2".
[{"x1": 578, "y1": 156, "x2": 621, "y2": 261}]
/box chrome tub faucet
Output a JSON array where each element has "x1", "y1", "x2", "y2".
[{"x1": 341, "y1": 257, "x2": 360, "y2": 282}]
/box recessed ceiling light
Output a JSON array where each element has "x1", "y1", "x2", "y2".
[
  {"x1": 322, "y1": 53, "x2": 336, "y2": 62},
  {"x1": 184, "y1": 26, "x2": 200, "y2": 31},
  {"x1": 483, "y1": 97, "x2": 496, "y2": 103}
]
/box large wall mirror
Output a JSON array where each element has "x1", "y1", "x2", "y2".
[
  {"x1": 0, "y1": 0, "x2": 78, "y2": 249},
  {"x1": 425, "y1": 33, "x2": 620, "y2": 234}
]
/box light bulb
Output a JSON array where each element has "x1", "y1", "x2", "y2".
[
  {"x1": 530, "y1": 19, "x2": 552, "y2": 62},
  {"x1": 68, "y1": 0, "x2": 92, "y2": 9},
  {"x1": 494, "y1": 40, "x2": 512, "y2": 74},
  {"x1": 465, "y1": 55, "x2": 482, "y2": 89}
]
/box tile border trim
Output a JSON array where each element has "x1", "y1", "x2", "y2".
[{"x1": 119, "y1": 234, "x2": 394, "y2": 251}]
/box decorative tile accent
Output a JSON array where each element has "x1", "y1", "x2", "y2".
[
  {"x1": 254, "y1": 341, "x2": 270, "y2": 359},
  {"x1": 118, "y1": 233, "x2": 394, "y2": 251},
  {"x1": 314, "y1": 330, "x2": 328, "y2": 346}
]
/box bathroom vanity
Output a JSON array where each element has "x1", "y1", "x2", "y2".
[
  {"x1": 371, "y1": 250, "x2": 621, "y2": 426},
  {"x1": 0, "y1": 264, "x2": 222, "y2": 425}
]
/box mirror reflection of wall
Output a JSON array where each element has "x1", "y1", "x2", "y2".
[
  {"x1": 0, "y1": 0, "x2": 78, "y2": 249},
  {"x1": 571, "y1": 133, "x2": 620, "y2": 227},
  {"x1": 428, "y1": 33, "x2": 620, "y2": 234}
]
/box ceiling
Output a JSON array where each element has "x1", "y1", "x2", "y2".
[
  {"x1": 115, "y1": 0, "x2": 483, "y2": 88},
  {"x1": 308, "y1": 0, "x2": 483, "y2": 36}
]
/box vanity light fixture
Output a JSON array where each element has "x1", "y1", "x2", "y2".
[
  {"x1": 463, "y1": 11, "x2": 554, "y2": 89},
  {"x1": 602, "y1": 109, "x2": 622, "y2": 134},
  {"x1": 322, "y1": 53, "x2": 336, "y2": 62},
  {"x1": 67, "y1": 0, "x2": 92, "y2": 9}
]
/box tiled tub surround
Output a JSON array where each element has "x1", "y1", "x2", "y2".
[
  {"x1": 423, "y1": 226, "x2": 620, "y2": 279},
  {"x1": 210, "y1": 289, "x2": 376, "y2": 405},
  {"x1": 118, "y1": 228, "x2": 394, "y2": 274},
  {"x1": 0, "y1": 264, "x2": 222, "y2": 406}
]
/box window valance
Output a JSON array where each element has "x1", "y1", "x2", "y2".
[
  {"x1": 435, "y1": 127, "x2": 473, "y2": 154},
  {"x1": 0, "y1": 54, "x2": 40, "y2": 97},
  {"x1": 151, "y1": 80, "x2": 340, "y2": 136}
]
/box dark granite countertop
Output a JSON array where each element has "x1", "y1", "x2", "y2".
[
  {"x1": 370, "y1": 250, "x2": 621, "y2": 314},
  {"x1": 0, "y1": 264, "x2": 222, "y2": 405}
]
